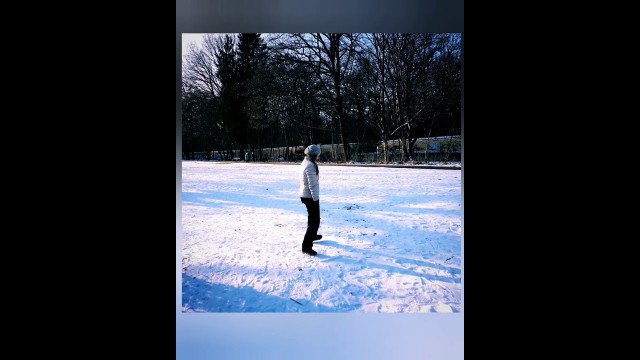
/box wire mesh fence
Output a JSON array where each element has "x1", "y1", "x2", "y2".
[{"x1": 182, "y1": 136, "x2": 461, "y2": 164}]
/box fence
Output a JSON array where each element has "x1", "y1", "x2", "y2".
[{"x1": 182, "y1": 136, "x2": 461, "y2": 163}]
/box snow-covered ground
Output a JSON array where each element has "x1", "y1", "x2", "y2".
[{"x1": 181, "y1": 161, "x2": 462, "y2": 313}]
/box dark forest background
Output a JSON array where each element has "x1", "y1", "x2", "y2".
[{"x1": 182, "y1": 33, "x2": 461, "y2": 163}]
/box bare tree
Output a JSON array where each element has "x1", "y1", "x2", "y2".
[
  {"x1": 359, "y1": 33, "x2": 394, "y2": 163},
  {"x1": 272, "y1": 33, "x2": 361, "y2": 161},
  {"x1": 183, "y1": 34, "x2": 227, "y2": 97},
  {"x1": 386, "y1": 33, "x2": 418, "y2": 162},
  {"x1": 182, "y1": 34, "x2": 237, "y2": 159}
]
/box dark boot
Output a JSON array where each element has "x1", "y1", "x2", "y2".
[
  {"x1": 302, "y1": 248, "x2": 317, "y2": 256},
  {"x1": 314, "y1": 235, "x2": 323, "y2": 241}
]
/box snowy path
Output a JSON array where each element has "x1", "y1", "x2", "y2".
[{"x1": 181, "y1": 161, "x2": 462, "y2": 312}]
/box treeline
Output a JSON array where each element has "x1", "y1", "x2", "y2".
[{"x1": 182, "y1": 33, "x2": 461, "y2": 163}]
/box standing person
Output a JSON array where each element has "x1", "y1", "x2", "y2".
[{"x1": 299, "y1": 144, "x2": 323, "y2": 255}]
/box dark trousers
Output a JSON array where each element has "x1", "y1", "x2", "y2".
[{"x1": 301, "y1": 197, "x2": 320, "y2": 250}]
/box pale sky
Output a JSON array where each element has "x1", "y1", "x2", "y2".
[
  {"x1": 182, "y1": 33, "x2": 243, "y2": 61},
  {"x1": 181, "y1": 33, "x2": 206, "y2": 60}
]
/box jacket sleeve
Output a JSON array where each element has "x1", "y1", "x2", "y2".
[{"x1": 304, "y1": 165, "x2": 320, "y2": 201}]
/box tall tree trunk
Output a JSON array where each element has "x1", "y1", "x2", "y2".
[
  {"x1": 383, "y1": 138, "x2": 389, "y2": 164},
  {"x1": 336, "y1": 97, "x2": 350, "y2": 161},
  {"x1": 332, "y1": 34, "x2": 350, "y2": 162}
]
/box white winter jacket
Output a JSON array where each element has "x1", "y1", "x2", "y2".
[{"x1": 298, "y1": 156, "x2": 319, "y2": 201}]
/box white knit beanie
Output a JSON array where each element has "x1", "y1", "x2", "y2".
[{"x1": 304, "y1": 144, "x2": 321, "y2": 156}]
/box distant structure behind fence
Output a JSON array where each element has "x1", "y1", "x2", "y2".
[{"x1": 182, "y1": 135, "x2": 461, "y2": 163}]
